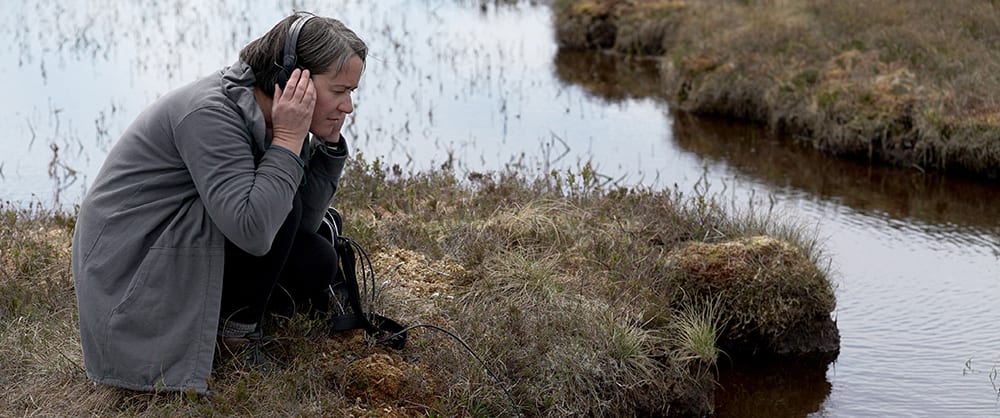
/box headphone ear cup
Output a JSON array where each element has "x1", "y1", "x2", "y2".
[
  {"x1": 276, "y1": 14, "x2": 315, "y2": 92},
  {"x1": 277, "y1": 68, "x2": 290, "y2": 90}
]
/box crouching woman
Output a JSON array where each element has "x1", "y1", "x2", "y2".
[{"x1": 71, "y1": 13, "x2": 366, "y2": 394}]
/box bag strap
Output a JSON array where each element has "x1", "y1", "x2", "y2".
[{"x1": 325, "y1": 209, "x2": 407, "y2": 349}]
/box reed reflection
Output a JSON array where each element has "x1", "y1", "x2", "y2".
[
  {"x1": 713, "y1": 358, "x2": 832, "y2": 418},
  {"x1": 553, "y1": 48, "x2": 663, "y2": 102},
  {"x1": 670, "y1": 112, "x2": 1000, "y2": 241}
]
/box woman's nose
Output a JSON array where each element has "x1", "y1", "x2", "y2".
[{"x1": 339, "y1": 95, "x2": 354, "y2": 114}]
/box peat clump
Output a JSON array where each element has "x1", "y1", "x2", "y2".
[{"x1": 667, "y1": 236, "x2": 840, "y2": 360}]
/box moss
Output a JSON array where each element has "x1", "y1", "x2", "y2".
[{"x1": 666, "y1": 236, "x2": 837, "y2": 357}]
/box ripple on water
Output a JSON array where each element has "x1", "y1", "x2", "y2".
[{"x1": 822, "y1": 202, "x2": 1000, "y2": 416}]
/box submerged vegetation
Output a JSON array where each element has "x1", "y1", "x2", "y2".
[
  {"x1": 553, "y1": 0, "x2": 1000, "y2": 178},
  {"x1": 0, "y1": 156, "x2": 837, "y2": 416}
]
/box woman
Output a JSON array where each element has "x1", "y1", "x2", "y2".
[{"x1": 71, "y1": 12, "x2": 365, "y2": 394}]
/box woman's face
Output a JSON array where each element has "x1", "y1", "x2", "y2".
[{"x1": 309, "y1": 55, "x2": 363, "y2": 141}]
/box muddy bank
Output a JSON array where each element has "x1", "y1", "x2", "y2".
[{"x1": 552, "y1": 0, "x2": 1000, "y2": 179}]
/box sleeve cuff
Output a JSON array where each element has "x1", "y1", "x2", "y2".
[
  {"x1": 268, "y1": 144, "x2": 305, "y2": 168},
  {"x1": 322, "y1": 135, "x2": 349, "y2": 157}
]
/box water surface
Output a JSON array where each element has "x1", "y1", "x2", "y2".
[{"x1": 2, "y1": 1, "x2": 998, "y2": 416}]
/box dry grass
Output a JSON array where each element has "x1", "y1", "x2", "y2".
[
  {"x1": 554, "y1": 0, "x2": 1000, "y2": 178},
  {"x1": 666, "y1": 236, "x2": 835, "y2": 354},
  {"x1": 0, "y1": 155, "x2": 836, "y2": 416}
]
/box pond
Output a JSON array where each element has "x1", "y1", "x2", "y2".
[{"x1": 2, "y1": 0, "x2": 999, "y2": 416}]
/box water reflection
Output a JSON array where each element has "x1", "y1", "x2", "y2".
[
  {"x1": 552, "y1": 47, "x2": 1000, "y2": 251},
  {"x1": 713, "y1": 359, "x2": 832, "y2": 418},
  {"x1": 553, "y1": 48, "x2": 663, "y2": 102},
  {"x1": 670, "y1": 112, "x2": 1000, "y2": 251},
  {"x1": 3, "y1": 0, "x2": 681, "y2": 206},
  {"x1": 2, "y1": 0, "x2": 287, "y2": 206}
]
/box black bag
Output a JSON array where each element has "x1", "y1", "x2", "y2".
[{"x1": 319, "y1": 208, "x2": 407, "y2": 349}]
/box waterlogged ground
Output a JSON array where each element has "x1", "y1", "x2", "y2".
[{"x1": 2, "y1": 0, "x2": 999, "y2": 416}]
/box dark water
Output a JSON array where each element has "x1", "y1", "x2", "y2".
[
  {"x1": 668, "y1": 114, "x2": 1000, "y2": 416},
  {"x1": 3, "y1": 1, "x2": 999, "y2": 416}
]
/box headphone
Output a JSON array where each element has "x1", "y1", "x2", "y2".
[{"x1": 276, "y1": 13, "x2": 317, "y2": 89}]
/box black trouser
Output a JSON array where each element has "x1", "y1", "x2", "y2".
[{"x1": 219, "y1": 195, "x2": 338, "y2": 325}]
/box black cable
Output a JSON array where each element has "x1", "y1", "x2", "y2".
[
  {"x1": 336, "y1": 226, "x2": 519, "y2": 416},
  {"x1": 342, "y1": 236, "x2": 377, "y2": 309},
  {"x1": 376, "y1": 323, "x2": 521, "y2": 418}
]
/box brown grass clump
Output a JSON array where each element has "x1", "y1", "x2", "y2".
[
  {"x1": 554, "y1": 0, "x2": 688, "y2": 54},
  {"x1": 553, "y1": 0, "x2": 1000, "y2": 179},
  {"x1": 1, "y1": 156, "x2": 837, "y2": 416},
  {"x1": 0, "y1": 203, "x2": 75, "y2": 322},
  {"x1": 665, "y1": 236, "x2": 839, "y2": 358}
]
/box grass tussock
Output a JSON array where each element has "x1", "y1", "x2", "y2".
[
  {"x1": 1, "y1": 156, "x2": 836, "y2": 416},
  {"x1": 666, "y1": 236, "x2": 837, "y2": 357},
  {"x1": 553, "y1": 0, "x2": 1000, "y2": 178}
]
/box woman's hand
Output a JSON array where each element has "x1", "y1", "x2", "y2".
[{"x1": 270, "y1": 68, "x2": 316, "y2": 153}]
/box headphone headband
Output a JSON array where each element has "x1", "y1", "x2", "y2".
[{"x1": 278, "y1": 13, "x2": 317, "y2": 88}]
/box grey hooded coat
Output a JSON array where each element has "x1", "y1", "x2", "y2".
[{"x1": 71, "y1": 61, "x2": 348, "y2": 393}]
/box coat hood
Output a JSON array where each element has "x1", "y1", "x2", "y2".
[{"x1": 222, "y1": 61, "x2": 269, "y2": 160}]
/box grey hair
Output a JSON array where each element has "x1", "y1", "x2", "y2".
[{"x1": 240, "y1": 13, "x2": 368, "y2": 97}]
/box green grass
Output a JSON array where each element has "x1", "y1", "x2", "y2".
[
  {"x1": 671, "y1": 296, "x2": 724, "y2": 366},
  {"x1": 0, "y1": 156, "x2": 836, "y2": 416}
]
